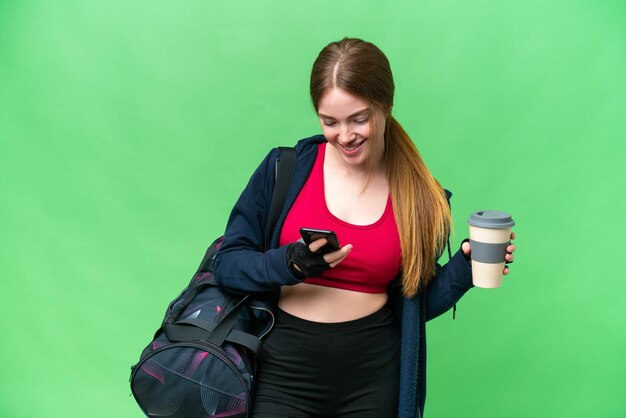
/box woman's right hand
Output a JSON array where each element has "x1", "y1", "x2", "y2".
[
  {"x1": 288, "y1": 238, "x2": 353, "y2": 279},
  {"x1": 309, "y1": 237, "x2": 353, "y2": 268}
]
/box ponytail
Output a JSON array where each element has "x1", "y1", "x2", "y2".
[{"x1": 385, "y1": 116, "x2": 452, "y2": 297}]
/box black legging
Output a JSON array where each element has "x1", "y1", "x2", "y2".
[{"x1": 252, "y1": 305, "x2": 400, "y2": 418}]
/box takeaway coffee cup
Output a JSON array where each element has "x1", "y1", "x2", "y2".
[{"x1": 467, "y1": 210, "x2": 515, "y2": 288}]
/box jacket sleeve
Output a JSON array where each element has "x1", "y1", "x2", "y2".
[
  {"x1": 425, "y1": 245, "x2": 474, "y2": 321},
  {"x1": 425, "y1": 188, "x2": 474, "y2": 320},
  {"x1": 212, "y1": 148, "x2": 303, "y2": 294}
]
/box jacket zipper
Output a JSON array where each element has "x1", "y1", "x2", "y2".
[{"x1": 249, "y1": 305, "x2": 275, "y2": 339}]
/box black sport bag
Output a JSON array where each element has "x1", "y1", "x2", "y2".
[{"x1": 130, "y1": 147, "x2": 296, "y2": 418}]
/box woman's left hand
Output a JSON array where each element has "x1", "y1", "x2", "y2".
[{"x1": 462, "y1": 231, "x2": 517, "y2": 275}]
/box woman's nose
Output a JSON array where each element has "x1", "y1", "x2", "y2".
[{"x1": 338, "y1": 125, "x2": 352, "y2": 143}]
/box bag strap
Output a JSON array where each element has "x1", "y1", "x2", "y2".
[
  {"x1": 266, "y1": 146, "x2": 296, "y2": 251},
  {"x1": 165, "y1": 316, "x2": 262, "y2": 354}
]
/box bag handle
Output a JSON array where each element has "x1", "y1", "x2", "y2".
[
  {"x1": 164, "y1": 313, "x2": 262, "y2": 355},
  {"x1": 164, "y1": 294, "x2": 262, "y2": 352}
]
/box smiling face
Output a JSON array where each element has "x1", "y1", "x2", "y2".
[{"x1": 317, "y1": 87, "x2": 387, "y2": 170}]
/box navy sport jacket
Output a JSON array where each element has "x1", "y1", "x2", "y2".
[{"x1": 213, "y1": 134, "x2": 474, "y2": 418}]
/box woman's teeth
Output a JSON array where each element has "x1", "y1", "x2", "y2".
[{"x1": 343, "y1": 141, "x2": 363, "y2": 151}]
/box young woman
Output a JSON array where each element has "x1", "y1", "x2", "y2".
[{"x1": 214, "y1": 38, "x2": 516, "y2": 418}]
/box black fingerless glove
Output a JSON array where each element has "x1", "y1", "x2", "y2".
[{"x1": 287, "y1": 242, "x2": 330, "y2": 279}]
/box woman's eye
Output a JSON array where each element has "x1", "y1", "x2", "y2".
[
  {"x1": 322, "y1": 120, "x2": 337, "y2": 127},
  {"x1": 353, "y1": 118, "x2": 368, "y2": 124}
]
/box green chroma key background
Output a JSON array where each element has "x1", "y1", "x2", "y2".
[{"x1": 1, "y1": 1, "x2": 624, "y2": 417}]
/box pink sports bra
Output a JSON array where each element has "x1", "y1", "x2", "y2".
[{"x1": 279, "y1": 142, "x2": 402, "y2": 293}]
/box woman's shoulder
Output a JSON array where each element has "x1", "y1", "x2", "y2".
[
  {"x1": 294, "y1": 134, "x2": 326, "y2": 153},
  {"x1": 259, "y1": 134, "x2": 325, "y2": 163}
]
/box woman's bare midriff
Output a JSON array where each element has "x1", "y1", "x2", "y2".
[{"x1": 278, "y1": 282, "x2": 388, "y2": 323}]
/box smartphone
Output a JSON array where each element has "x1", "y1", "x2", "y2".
[{"x1": 299, "y1": 228, "x2": 341, "y2": 253}]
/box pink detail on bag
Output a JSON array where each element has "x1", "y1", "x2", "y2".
[
  {"x1": 174, "y1": 351, "x2": 210, "y2": 377},
  {"x1": 152, "y1": 340, "x2": 166, "y2": 350},
  {"x1": 205, "y1": 409, "x2": 246, "y2": 418},
  {"x1": 195, "y1": 271, "x2": 212, "y2": 283},
  {"x1": 141, "y1": 361, "x2": 165, "y2": 384},
  {"x1": 224, "y1": 347, "x2": 243, "y2": 367},
  {"x1": 202, "y1": 390, "x2": 247, "y2": 417}
]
